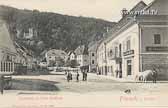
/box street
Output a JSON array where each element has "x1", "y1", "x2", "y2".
[
  {"x1": 0, "y1": 72, "x2": 168, "y2": 108},
  {"x1": 8, "y1": 72, "x2": 168, "y2": 94}
]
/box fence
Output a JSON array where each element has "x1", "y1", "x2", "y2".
[{"x1": 0, "y1": 62, "x2": 15, "y2": 75}]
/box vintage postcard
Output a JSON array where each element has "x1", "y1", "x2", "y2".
[{"x1": 0, "y1": 0, "x2": 168, "y2": 108}]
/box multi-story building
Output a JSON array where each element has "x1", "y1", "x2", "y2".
[
  {"x1": 45, "y1": 49, "x2": 68, "y2": 66},
  {"x1": 0, "y1": 18, "x2": 17, "y2": 74},
  {"x1": 75, "y1": 45, "x2": 89, "y2": 67},
  {"x1": 88, "y1": 42, "x2": 99, "y2": 73},
  {"x1": 97, "y1": 0, "x2": 168, "y2": 80},
  {"x1": 97, "y1": 40, "x2": 107, "y2": 75}
]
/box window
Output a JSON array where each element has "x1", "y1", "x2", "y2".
[
  {"x1": 119, "y1": 44, "x2": 122, "y2": 57},
  {"x1": 92, "y1": 53, "x2": 95, "y2": 57},
  {"x1": 110, "y1": 49, "x2": 113, "y2": 56},
  {"x1": 126, "y1": 40, "x2": 131, "y2": 50},
  {"x1": 115, "y1": 47, "x2": 118, "y2": 57},
  {"x1": 154, "y1": 34, "x2": 161, "y2": 44},
  {"x1": 92, "y1": 60, "x2": 95, "y2": 64}
]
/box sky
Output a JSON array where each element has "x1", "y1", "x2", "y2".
[{"x1": 0, "y1": 0, "x2": 153, "y2": 22}]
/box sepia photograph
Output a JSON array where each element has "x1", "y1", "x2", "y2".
[{"x1": 0, "y1": 0, "x2": 168, "y2": 108}]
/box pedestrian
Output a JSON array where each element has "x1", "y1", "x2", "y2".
[
  {"x1": 85, "y1": 72, "x2": 87, "y2": 81},
  {"x1": 67, "y1": 72, "x2": 70, "y2": 82},
  {"x1": 70, "y1": 72, "x2": 73, "y2": 80},
  {"x1": 115, "y1": 69, "x2": 119, "y2": 78},
  {"x1": 0, "y1": 75, "x2": 4, "y2": 95},
  {"x1": 82, "y1": 72, "x2": 85, "y2": 81},
  {"x1": 152, "y1": 69, "x2": 158, "y2": 83},
  {"x1": 76, "y1": 72, "x2": 79, "y2": 82}
]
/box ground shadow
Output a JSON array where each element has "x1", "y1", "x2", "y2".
[{"x1": 11, "y1": 79, "x2": 60, "y2": 91}]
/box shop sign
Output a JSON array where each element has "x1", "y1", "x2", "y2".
[
  {"x1": 146, "y1": 46, "x2": 168, "y2": 52},
  {"x1": 123, "y1": 50, "x2": 134, "y2": 56}
]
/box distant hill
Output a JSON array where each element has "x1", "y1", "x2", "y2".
[{"x1": 0, "y1": 5, "x2": 116, "y2": 56}]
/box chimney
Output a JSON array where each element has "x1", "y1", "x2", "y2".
[{"x1": 121, "y1": 8, "x2": 128, "y2": 18}]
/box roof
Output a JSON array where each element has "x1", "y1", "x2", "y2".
[
  {"x1": 130, "y1": 1, "x2": 147, "y2": 12},
  {"x1": 68, "y1": 51, "x2": 76, "y2": 56},
  {"x1": 100, "y1": 1, "x2": 148, "y2": 44},
  {"x1": 75, "y1": 45, "x2": 88, "y2": 55},
  {"x1": 143, "y1": 0, "x2": 156, "y2": 10},
  {"x1": 15, "y1": 42, "x2": 34, "y2": 57},
  {"x1": 0, "y1": 19, "x2": 17, "y2": 54},
  {"x1": 88, "y1": 41, "x2": 100, "y2": 52}
]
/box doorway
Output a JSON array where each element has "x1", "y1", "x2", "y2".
[{"x1": 127, "y1": 60, "x2": 132, "y2": 75}]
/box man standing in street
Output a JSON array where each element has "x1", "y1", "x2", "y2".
[
  {"x1": 67, "y1": 72, "x2": 70, "y2": 82},
  {"x1": 85, "y1": 72, "x2": 87, "y2": 81},
  {"x1": 76, "y1": 72, "x2": 79, "y2": 82},
  {"x1": 152, "y1": 68, "x2": 158, "y2": 83}
]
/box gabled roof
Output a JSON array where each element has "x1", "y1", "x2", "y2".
[
  {"x1": 68, "y1": 51, "x2": 76, "y2": 56},
  {"x1": 14, "y1": 42, "x2": 34, "y2": 57},
  {"x1": 75, "y1": 45, "x2": 88, "y2": 55},
  {"x1": 130, "y1": 1, "x2": 147, "y2": 12},
  {"x1": 0, "y1": 19, "x2": 17, "y2": 54},
  {"x1": 102, "y1": 1, "x2": 147, "y2": 44},
  {"x1": 88, "y1": 41, "x2": 100, "y2": 52},
  {"x1": 143, "y1": 0, "x2": 156, "y2": 10}
]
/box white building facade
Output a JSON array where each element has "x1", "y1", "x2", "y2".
[{"x1": 97, "y1": 0, "x2": 168, "y2": 80}]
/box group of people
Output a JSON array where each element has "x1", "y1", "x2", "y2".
[{"x1": 66, "y1": 71, "x2": 87, "y2": 82}]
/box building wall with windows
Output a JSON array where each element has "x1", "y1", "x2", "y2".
[
  {"x1": 97, "y1": 42, "x2": 107, "y2": 75},
  {"x1": 106, "y1": 24, "x2": 139, "y2": 79},
  {"x1": 88, "y1": 42, "x2": 99, "y2": 73},
  {"x1": 75, "y1": 45, "x2": 89, "y2": 67},
  {"x1": 89, "y1": 52, "x2": 97, "y2": 72},
  {"x1": 96, "y1": 0, "x2": 168, "y2": 80},
  {"x1": 140, "y1": 25, "x2": 168, "y2": 79}
]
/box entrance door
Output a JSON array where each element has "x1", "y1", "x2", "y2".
[{"x1": 127, "y1": 60, "x2": 132, "y2": 75}]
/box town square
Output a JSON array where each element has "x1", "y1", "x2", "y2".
[{"x1": 0, "y1": 0, "x2": 168, "y2": 107}]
